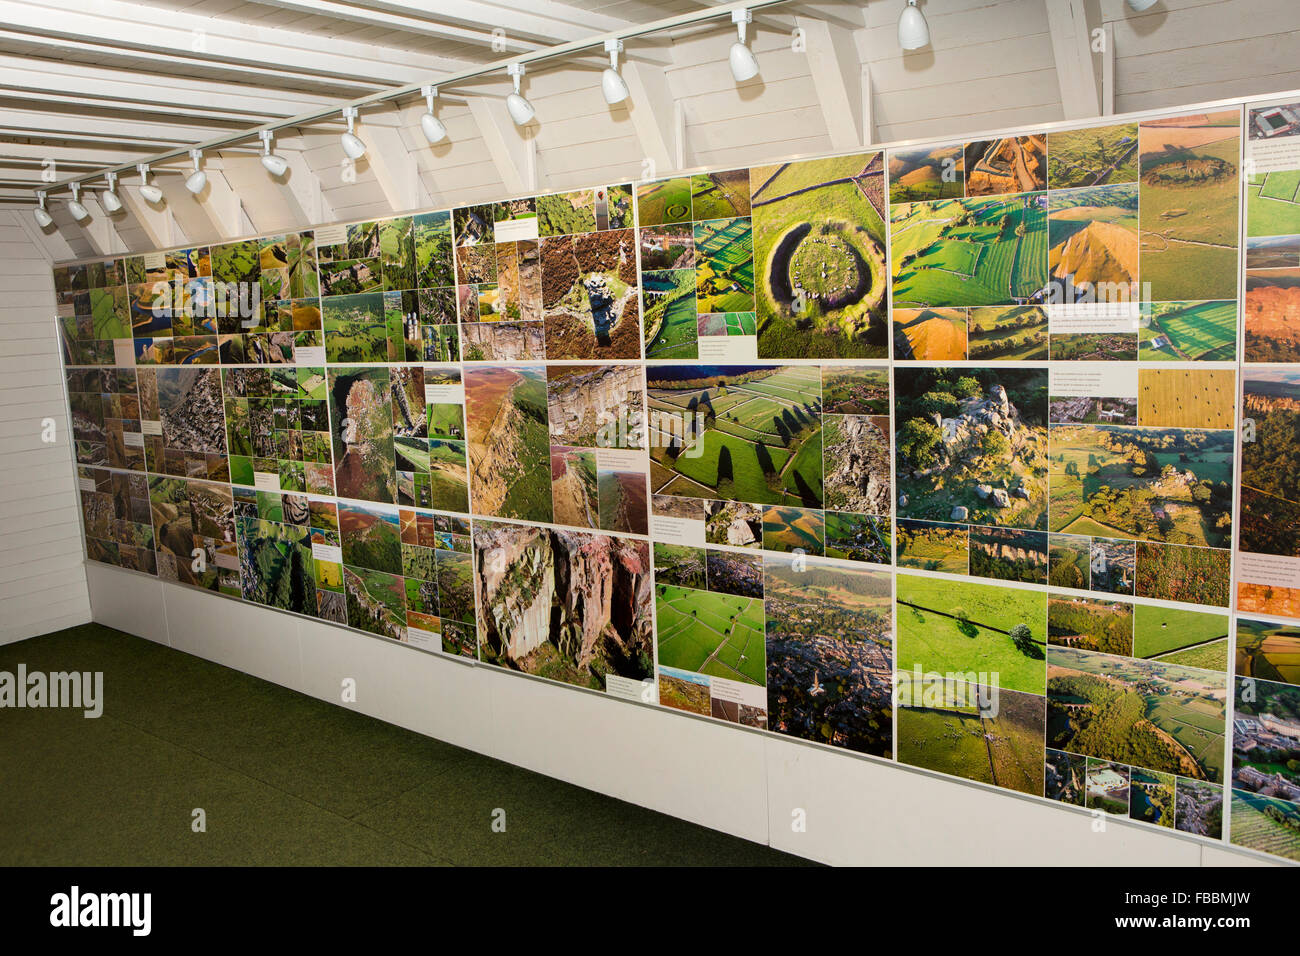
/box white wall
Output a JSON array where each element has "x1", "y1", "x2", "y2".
[
  {"x1": 0, "y1": 212, "x2": 90, "y2": 645},
  {"x1": 85, "y1": 561, "x2": 1283, "y2": 866}
]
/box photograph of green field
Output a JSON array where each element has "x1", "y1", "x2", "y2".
[
  {"x1": 414, "y1": 210, "x2": 455, "y2": 288},
  {"x1": 655, "y1": 583, "x2": 764, "y2": 685},
  {"x1": 1138, "y1": 111, "x2": 1240, "y2": 301},
  {"x1": 1231, "y1": 791, "x2": 1300, "y2": 861},
  {"x1": 896, "y1": 519, "x2": 968, "y2": 573},
  {"x1": 896, "y1": 574, "x2": 1047, "y2": 695},
  {"x1": 1138, "y1": 300, "x2": 1236, "y2": 361},
  {"x1": 888, "y1": 142, "x2": 964, "y2": 202},
  {"x1": 750, "y1": 152, "x2": 888, "y2": 358},
  {"x1": 1236, "y1": 619, "x2": 1300, "y2": 686},
  {"x1": 1047, "y1": 645, "x2": 1226, "y2": 782},
  {"x1": 890, "y1": 193, "x2": 1048, "y2": 308},
  {"x1": 642, "y1": 268, "x2": 697, "y2": 358},
  {"x1": 636, "y1": 176, "x2": 692, "y2": 226},
  {"x1": 1133, "y1": 604, "x2": 1228, "y2": 670},
  {"x1": 1048, "y1": 593, "x2": 1133, "y2": 656},
  {"x1": 691, "y1": 169, "x2": 751, "y2": 219},
  {"x1": 896, "y1": 679, "x2": 1045, "y2": 796},
  {"x1": 694, "y1": 217, "x2": 754, "y2": 313},
  {"x1": 1047, "y1": 182, "x2": 1138, "y2": 301},
  {"x1": 967, "y1": 305, "x2": 1047, "y2": 360},
  {"x1": 464, "y1": 365, "x2": 551, "y2": 523},
  {"x1": 1048, "y1": 122, "x2": 1139, "y2": 189},
  {"x1": 1247, "y1": 167, "x2": 1300, "y2": 237},
  {"x1": 323, "y1": 292, "x2": 388, "y2": 363},
  {"x1": 647, "y1": 365, "x2": 823, "y2": 508}
]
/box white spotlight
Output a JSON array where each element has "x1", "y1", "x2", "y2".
[
  {"x1": 341, "y1": 106, "x2": 367, "y2": 160},
  {"x1": 420, "y1": 86, "x2": 448, "y2": 144},
  {"x1": 1126, "y1": 0, "x2": 1159, "y2": 10},
  {"x1": 137, "y1": 163, "x2": 164, "y2": 205},
  {"x1": 260, "y1": 130, "x2": 288, "y2": 176},
  {"x1": 102, "y1": 172, "x2": 123, "y2": 213},
  {"x1": 67, "y1": 183, "x2": 90, "y2": 222},
  {"x1": 601, "y1": 38, "x2": 630, "y2": 105},
  {"x1": 185, "y1": 149, "x2": 207, "y2": 194},
  {"x1": 505, "y1": 63, "x2": 535, "y2": 126},
  {"x1": 729, "y1": 9, "x2": 759, "y2": 82},
  {"x1": 33, "y1": 191, "x2": 52, "y2": 228},
  {"x1": 898, "y1": 0, "x2": 930, "y2": 51}
]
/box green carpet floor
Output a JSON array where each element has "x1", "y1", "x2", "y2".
[{"x1": 0, "y1": 623, "x2": 812, "y2": 866}]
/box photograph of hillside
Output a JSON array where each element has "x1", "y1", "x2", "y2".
[
  {"x1": 892, "y1": 307, "x2": 967, "y2": 360},
  {"x1": 636, "y1": 176, "x2": 692, "y2": 226},
  {"x1": 1138, "y1": 111, "x2": 1240, "y2": 301},
  {"x1": 323, "y1": 291, "x2": 388, "y2": 363},
  {"x1": 1133, "y1": 604, "x2": 1228, "y2": 671},
  {"x1": 965, "y1": 134, "x2": 1046, "y2": 195},
  {"x1": 327, "y1": 366, "x2": 396, "y2": 504},
  {"x1": 968, "y1": 305, "x2": 1048, "y2": 360},
  {"x1": 1248, "y1": 234, "x2": 1300, "y2": 269},
  {"x1": 539, "y1": 228, "x2": 639, "y2": 359},
  {"x1": 464, "y1": 365, "x2": 551, "y2": 522},
  {"x1": 896, "y1": 519, "x2": 967, "y2": 573},
  {"x1": 762, "y1": 504, "x2": 824, "y2": 555},
  {"x1": 750, "y1": 152, "x2": 887, "y2": 358},
  {"x1": 889, "y1": 142, "x2": 964, "y2": 202},
  {"x1": 1136, "y1": 540, "x2": 1230, "y2": 607},
  {"x1": 642, "y1": 268, "x2": 697, "y2": 358},
  {"x1": 1236, "y1": 619, "x2": 1300, "y2": 686},
  {"x1": 890, "y1": 193, "x2": 1048, "y2": 308},
  {"x1": 647, "y1": 365, "x2": 823, "y2": 508},
  {"x1": 1245, "y1": 267, "x2": 1300, "y2": 360},
  {"x1": 1047, "y1": 182, "x2": 1138, "y2": 302},
  {"x1": 1139, "y1": 300, "x2": 1236, "y2": 361},
  {"x1": 897, "y1": 573, "x2": 1047, "y2": 695},
  {"x1": 234, "y1": 488, "x2": 318, "y2": 618},
  {"x1": 1231, "y1": 791, "x2": 1300, "y2": 861},
  {"x1": 475, "y1": 521, "x2": 652, "y2": 691},
  {"x1": 690, "y1": 169, "x2": 751, "y2": 220},
  {"x1": 546, "y1": 363, "x2": 643, "y2": 450},
  {"x1": 895, "y1": 367, "x2": 1049, "y2": 531},
  {"x1": 765, "y1": 555, "x2": 892, "y2": 756},
  {"x1": 1047, "y1": 645, "x2": 1226, "y2": 782},
  {"x1": 149, "y1": 476, "x2": 237, "y2": 594},
  {"x1": 1048, "y1": 122, "x2": 1139, "y2": 189},
  {"x1": 1047, "y1": 594, "x2": 1133, "y2": 657}
]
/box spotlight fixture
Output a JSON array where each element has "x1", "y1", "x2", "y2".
[
  {"x1": 33, "y1": 191, "x2": 52, "y2": 228},
  {"x1": 137, "y1": 164, "x2": 164, "y2": 205},
  {"x1": 505, "y1": 63, "x2": 535, "y2": 126},
  {"x1": 1125, "y1": 0, "x2": 1159, "y2": 10},
  {"x1": 897, "y1": 0, "x2": 930, "y2": 51},
  {"x1": 67, "y1": 183, "x2": 90, "y2": 222},
  {"x1": 420, "y1": 86, "x2": 448, "y2": 144},
  {"x1": 601, "y1": 38, "x2": 630, "y2": 105},
  {"x1": 729, "y1": 9, "x2": 759, "y2": 82},
  {"x1": 102, "y1": 172, "x2": 123, "y2": 213},
  {"x1": 341, "y1": 106, "x2": 367, "y2": 160},
  {"x1": 259, "y1": 130, "x2": 288, "y2": 176},
  {"x1": 185, "y1": 149, "x2": 207, "y2": 194}
]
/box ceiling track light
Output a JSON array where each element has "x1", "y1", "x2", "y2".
[
  {"x1": 341, "y1": 106, "x2": 367, "y2": 160},
  {"x1": 420, "y1": 86, "x2": 448, "y2": 144},
  {"x1": 260, "y1": 130, "x2": 289, "y2": 177},
  {"x1": 505, "y1": 63, "x2": 536, "y2": 126},
  {"x1": 102, "y1": 172, "x2": 123, "y2": 213},
  {"x1": 33, "y1": 190, "x2": 52, "y2": 228},
  {"x1": 66, "y1": 183, "x2": 90, "y2": 223},
  {"x1": 601, "y1": 38, "x2": 630, "y2": 105},
  {"x1": 1125, "y1": 0, "x2": 1159, "y2": 10},
  {"x1": 185, "y1": 149, "x2": 207, "y2": 194},
  {"x1": 898, "y1": 0, "x2": 930, "y2": 51},
  {"x1": 137, "y1": 163, "x2": 164, "y2": 205},
  {"x1": 729, "y1": 8, "x2": 760, "y2": 83}
]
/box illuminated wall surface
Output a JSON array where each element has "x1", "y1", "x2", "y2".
[{"x1": 53, "y1": 93, "x2": 1300, "y2": 863}]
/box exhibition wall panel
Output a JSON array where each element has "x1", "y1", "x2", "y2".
[{"x1": 51, "y1": 90, "x2": 1300, "y2": 865}]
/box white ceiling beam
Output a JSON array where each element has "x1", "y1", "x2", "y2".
[
  {"x1": 244, "y1": 0, "x2": 542, "y2": 51},
  {"x1": 0, "y1": 88, "x2": 286, "y2": 126},
  {"x1": 0, "y1": 142, "x2": 156, "y2": 164},
  {"x1": 0, "y1": 107, "x2": 241, "y2": 147},
  {"x1": 1045, "y1": 0, "x2": 1103, "y2": 120},
  {"x1": 116, "y1": 183, "x2": 176, "y2": 250},
  {"x1": 621, "y1": 59, "x2": 684, "y2": 177},
  {"x1": 76, "y1": 196, "x2": 128, "y2": 257},
  {"x1": 355, "y1": 120, "x2": 434, "y2": 214},
  {"x1": 12, "y1": 207, "x2": 76, "y2": 262},
  {"x1": 465, "y1": 97, "x2": 536, "y2": 195},
  {"x1": 360, "y1": 0, "x2": 642, "y2": 43},
  {"x1": 186, "y1": 169, "x2": 245, "y2": 241},
  {"x1": 798, "y1": 16, "x2": 867, "y2": 151}
]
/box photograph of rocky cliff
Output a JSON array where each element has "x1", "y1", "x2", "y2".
[
  {"x1": 540, "y1": 229, "x2": 641, "y2": 360},
  {"x1": 546, "y1": 364, "x2": 644, "y2": 450},
  {"x1": 465, "y1": 365, "x2": 552, "y2": 523},
  {"x1": 473, "y1": 521, "x2": 653, "y2": 691}
]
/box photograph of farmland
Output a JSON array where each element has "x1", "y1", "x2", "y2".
[
  {"x1": 464, "y1": 365, "x2": 551, "y2": 522},
  {"x1": 1048, "y1": 122, "x2": 1139, "y2": 189},
  {"x1": 750, "y1": 152, "x2": 888, "y2": 358},
  {"x1": 896, "y1": 573, "x2": 1047, "y2": 695},
  {"x1": 967, "y1": 305, "x2": 1048, "y2": 360},
  {"x1": 642, "y1": 268, "x2": 697, "y2": 358},
  {"x1": 895, "y1": 367, "x2": 1049, "y2": 531},
  {"x1": 1246, "y1": 166, "x2": 1300, "y2": 237},
  {"x1": 1236, "y1": 619, "x2": 1300, "y2": 686},
  {"x1": 888, "y1": 142, "x2": 963, "y2": 202},
  {"x1": 897, "y1": 679, "x2": 1045, "y2": 796},
  {"x1": 327, "y1": 366, "x2": 396, "y2": 504},
  {"x1": 890, "y1": 193, "x2": 1048, "y2": 308},
  {"x1": 475, "y1": 521, "x2": 652, "y2": 690},
  {"x1": 1133, "y1": 603, "x2": 1228, "y2": 671},
  {"x1": 636, "y1": 176, "x2": 692, "y2": 226},
  {"x1": 1138, "y1": 367, "x2": 1234, "y2": 429},
  {"x1": 647, "y1": 365, "x2": 823, "y2": 508},
  {"x1": 693, "y1": 217, "x2": 754, "y2": 314},
  {"x1": 1047, "y1": 182, "x2": 1138, "y2": 302},
  {"x1": 323, "y1": 292, "x2": 388, "y2": 363},
  {"x1": 654, "y1": 578, "x2": 764, "y2": 686},
  {"x1": 1138, "y1": 111, "x2": 1240, "y2": 301},
  {"x1": 539, "y1": 228, "x2": 640, "y2": 359},
  {"x1": 965, "y1": 134, "x2": 1046, "y2": 195},
  {"x1": 764, "y1": 555, "x2": 892, "y2": 754},
  {"x1": 821, "y1": 364, "x2": 889, "y2": 415},
  {"x1": 1244, "y1": 267, "x2": 1300, "y2": 360},
  {"x1": 1231, "y1": 791, "x2": 1300, "y2": 861},
  {"x1": 1047, "y1": 645, "x2": 1226, "y2": 782},
  {"x1": 691, "y1": 170, "x2": 751, "y2": 220},
  {"x1": 1139, "y1": 300, "x2": 1236, "y2": 361}
]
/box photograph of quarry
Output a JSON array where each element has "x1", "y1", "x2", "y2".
[
  {"x1": 647, "y1": 364, "x2": 823, "y2": 509},
  {"x1": 750, "y1": 153, "x2": 888, "y2": 358},
  {"x1": 473, "y1": 521, "x2": 653, "y2": 691}
]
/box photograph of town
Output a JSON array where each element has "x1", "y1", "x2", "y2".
[{"x1": 1230, "y1": 675, "x2": 1300, "y2": 859}]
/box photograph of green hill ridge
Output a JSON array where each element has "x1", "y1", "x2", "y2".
[
  {"x1": 339, "y1": 500, "x2": 402, "y2": 575},
  {"x1": 1047, "y1": 645, "x2": 1226, "y2": 782},
  {"x1": 765, "y1": 555, "x2": 893, "y2": 756},
  {"x1": 750, "y1": 152, "x2": 888, "y2": 358},
  {"x1": 234, "y1": 488, "x2": 319, "y2": 618},
  {"x1": 1236, "y1": 619, "x2": 1300, "y2": 686},
  {"x1": 895, "y1": 367, "x2": 1049, "y2": 531},
  {"x1": 889, "y1": 142, "x2": 964, "y2": 202},
  {"x1": 968, "y1": 305, "x2": 1048, "y2": 361},
  {"x1": 890, "y1": 192, "x2": 1049, "y2": 308},
  {"x1": 1138, "y1": 111, "x2": 1240, "y2": 301},
  {"x1": 1048, "y1": 121, "x2": 1140, "y2": 189},
  {"x1": 896, "y1": 573, "x2": 1047, "y2": 696},
  {"x1": 464, "y1": 365, "x2": 552, "y2": 523},
  {"x1": 647, "y1": 364, "x2": 823, "y2": 508},
  {"x1": 896, "y1": 677, "x2": 1045, "y2": 796}
]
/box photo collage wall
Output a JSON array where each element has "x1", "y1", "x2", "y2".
[{"x1": 52, "y1": 95, "x2": 1300, "y2": 864}]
